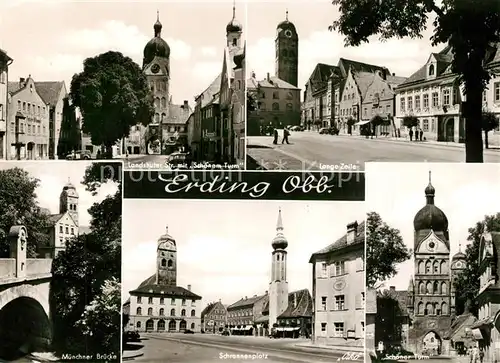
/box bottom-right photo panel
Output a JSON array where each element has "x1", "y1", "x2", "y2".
[{"x1": 365, "y1": 163, "x2": 500, "y2": 363}]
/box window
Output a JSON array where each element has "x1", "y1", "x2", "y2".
[
  {"x1": 181, "y1": 309, "x2": 186, "y2": 316},
  {"x1": 137, "y1": 297, "x2": 142, "y2": 304},
  {"x1": 286, "y1": 103, "x2": 293, "y2": 111},
  {"x1": 170, "y1": 308, "x2": 175, "y2": 316},
  {"x1": 321, "y1": 262, "x2": 327, "y2": 277},
  {"x1": 182, "y1": 299, "x2": 186, "y2": 306},
  {"x1": 334, "y1": 323, "x2": 344, "y2": 337},
  {"x1": 273, "y1": 92, "x2": 279, "y2": 99},
  {"x1": 191, "y1": 309, "x2": 196, "y2": 317},
  {"x1": 159, "y1": 308, "x2": 164, "y2": 316},
  {"x1": 423, "y1": 119, "x2": 429, "y2": 132},
  {"x1": 361, "y1": 322, "x2": 365, "y2": 333},
  {"x1": 335, "y1": 261, "x2": 345, "y2": 275},
  {"x1": 431, "y1": 119, "x2": 436, "y2": 132},
  {"x1": 363, "y1": 108, "x2": 367, "y2": 117},
  {"x1": 408, "y1": 96, "x2": 413, "y2": 111},
  {"x1": 191, "y1": 299, "x2": 195, "y2": 306},
  {"x1": 148, "y1": 297, "x2": 153, "y2": 304},
  {"x1": 168, "y1": 260, "x2": 173, "y2": 267},
  {"x1": 160, "y1": 297, "x2": 164, "y2": 304},
  {"x1": 443, "y1": 89, "x2": 450, "y2": 105},
  {"x1": 432, "y1": 92, "x2": 439, "y2": 107},
  {"x1": 415, "y1": 95, "x2": 421, "y2": 110},
  {"x1": 423, "y1": 94, "x2": 429, "y2": 109},
  {"x1": 71, "y1": 228, "x2": 74, "y2": 235},
  {"x1": 161, "y1": 259, "x2": 166, "y2": 267},
  {"x1": 18, "y1": 100, "x2": 21, "y2": 110},
  {"x1": 59, "y1": 225, "x2": 63, "y2": 233},
  {"x1": 136, "y1": 321, "x2": 141, "y2": 328},
  {"x1": 321, "y1": 323, "x2": 327, "y2": 334},
  {"x1": 0, "y1": 105, "x2": 3, "y2": 120},
  {"x1": 321, "y1": 296, "x2": 327, "y2": 311},
  {"x1": 272, "y1": 102, "x2": 279, "y2": 111},
  {"x1": 147, "y1": 308, "x2": 153, "y2": 315},
  {"x1": 429, "y1": 64, "x2": 435, "y2": 76},
  {"x1": 191, "y1": 322, "x2": 195, "y2": 329},
  {"x1": 335, "y1": 295, "x2": 345, "y2": 310},
  {"x1": 400, "y1": 97, "x2": 405, "y2": 112},
  {"x1": 361, "y1": 292, "x2": 365, "y2": 306},
  {"x1": 494, "y1": 82, "x2": 500, "y2": 102},
  {"x1": 136, "y1": 307, "x2": 142, "y2": 315},
  {"x1": 65, "y1": 227, "x2": 69, "y2": 234},
  {"x1": 23, "y1": 102, "x2": 26, "y2": 111}
]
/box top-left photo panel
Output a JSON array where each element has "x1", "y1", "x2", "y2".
[{"x1": 0, "y1": 0, "x2": 246, "y2": 170}]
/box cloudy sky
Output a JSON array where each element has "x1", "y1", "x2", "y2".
[
  {"x1": 122, "y1": 199, "x2": 364, "y2": 307},
  {"x1": 247, "y1": 0, "x2": 441, "y2": 91},
  {"x1": 0, "y1": 0, "x2": 245, "y2": 105},
  {"x1": 366, "y1": 163, "x2": 500, "y2": 291},
  {"x1": 0, "y1": 161, "x2": 119, "y2": 227}
]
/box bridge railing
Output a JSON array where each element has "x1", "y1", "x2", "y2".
[
  {"x1": 27, "y1": 259, "x2": 53, "y2": 276},
  {"x1": 0, "y1": 259, "x2": 16, "y2": 279}
]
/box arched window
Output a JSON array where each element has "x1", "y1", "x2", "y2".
[
  {"x1": 148, "y1": 308, "x2": 153, "y2": 315},
  {"x1": 159, "y1": 308, "x2": 164, "y2": 316},
  {"x1": 169, "y1": 320, "x2": 176, "y2": 331},
  {"x1": 441, "y1": 302, "x2": 448, "y2": 315},
  {"x1": 136, "y1": 307, "x2": 142, "y2": 315},
  {"x1": 168, "y1": 260, "x2": 173, "y2": 267},
  {"x1": 161, "y1": 113, "x2": 166, "y2": 122},
  {"x1": 418, "y1": 261, "x2": 425, "y2": 274},
  {"x1": 433, "y1": 261, "x2": 440, "y2": 273},
  {"x1": 161, "y1": 259, "x2": 166, "y2": 267},
  {"x1": 272, "y1": 102, "x2": 279, "y2": 111},
  {"x1": 148, "y1": 297, "x2": 153, "y2": 304},
  {"x1": 154, "y1": 98, "x2": 160, "y2": 108},
  {"x1": 419, "y1": 281, "x2": 425, "y2": 294},
  {"x1": 158, "y1": 320, "x2": 165, "y2": 331},
  {"x1": 426, "y1": 302, "x2": 433, "y2": 315},
  {"x1": 441, "y1": 282, "x2": 447, "y2": 295},
  {"x1": 191, "y1": 309, "x2": 196, "y2": 317},
  {"x1": 286, "y1": 103, "x2": 293, "y2": 111},
  {"x1": 440, "y1": 261, "x2": 447, "y2": 274},
  {"x1": 429, "y1": 64, "x2": 435, "y2": 76},
  {"x1": 426, "y1": 282, "x2": 433, "y2": 294},
  {"x1": 433, "y1": 281, "x2": 440, "y2": 295},
  {"x1": 277, "y1": 255, "x2": 280, "y2": 261},
  {"x1": 417, "y1": 302, "x2": 424, "y2": 315},
  {"x1": 425, "y1": 261, "x2": 431, "y2": 273},
  {"x1": 170, "y1": 308, "x2": 175, "y2": 316},
  {"x1": 136, "y1": 321, "x2": 141, "y2": 328},
  {"x1": 181, "y1": 309, "x2": 186, "y2": 316},
  {"x1": 191, "y1": 322, "x2": 195, "y2": 329},
  {"x1": 160, "y1": 297, "x2": 164, "y2": 304},
  {"x1": 154, "y1": 113, "x2": 160, "y2": 123},
  {"x1": 161, "y1": 97, "x2": 167, "y2": 108}
]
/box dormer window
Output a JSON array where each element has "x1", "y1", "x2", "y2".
[{"x1": 428, "y1": 64, "x2": 435, "y2": 76}]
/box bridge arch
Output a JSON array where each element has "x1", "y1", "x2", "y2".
[{"x1": 0, "y1": 283, "x2": 50, "y2": 317}]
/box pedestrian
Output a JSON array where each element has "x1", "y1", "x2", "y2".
[
  {"x1": 409, "y1": 128, "x2": 413, "y2": 141},
  {"x1": 282, "y1": 127, "x2": 290, "y2": 144},
  {"x1": 419, "y1": 128, "x2": 423, "y2": 141},
  {"x1": 273, "y1": 128, "x2": 278, "y2": 144},
  {"x1": 479, "y1": 348, "x2": 484, "y2": 363}
]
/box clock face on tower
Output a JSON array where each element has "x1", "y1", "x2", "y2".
[
  {"x1": 455, "y1": 261, "x2": 463, "y2": 268},
  {"x1": 284, "y1": 29, "x2": 293, "y2": 38},
  {"x1": 426, "y1": 238, "x2": 437, "y2": 252},
  {"x1": 151, "y1": 64, "x2": 160, "y2": 74},
  {"x1": 160, "y1": 240, "x2": 175, "y2": 251}
]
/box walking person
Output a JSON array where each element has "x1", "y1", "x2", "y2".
[
  {"x1": 273, "y1": 128, "x2": 278, "y2": 144},
  {"x1": 419, "y1": 128, "x2": 423, "y2": 141},
  {"x1": 282, "y1": 127, "x2": 290, "y2": 144},
  {"x1": 409, "y1": 128, "x2": 413, "y2": 141}
]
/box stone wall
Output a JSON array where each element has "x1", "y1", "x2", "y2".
[{"x1": 0, "y1": 259, "x2": 15, "y2": 279}]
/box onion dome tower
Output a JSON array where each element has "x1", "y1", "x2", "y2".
[
  {"x1": 143, "y1": 11, "x2": 171, "y2": 68},
  {"x1": 157, "y1": 226, "x2": 177, "y2": 286},
  {"x1": 275, "y1": 9, "x2": 299, "y2": 87}
]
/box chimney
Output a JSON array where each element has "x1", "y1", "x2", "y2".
[
  {"x1": 184, "y1": 100, "x2": 188, "y2": 108},
  {"x1": 266, "y1": 72, "x2": 270, "y2": 81},
  {"x1": 19, "y1": 77, "x2": 25, "y2": 86},
  {"x1": 390, "y1": 286, "x2": 396, "y2": 292},
  {"x1": 187, "y1": 284, "x2": 191, "y2": 291},
  {"x1": 346, "y1": 221, "x2": 358, "y2": 244}
]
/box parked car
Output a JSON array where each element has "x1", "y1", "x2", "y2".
[
  {"x1": 66, "y1": 150, "x2": 92, "y2": 160},
  {"x1": 184, "y1": 329, "x2": 195, "y2": 334},
  {"x1": 290, "y1": 126, "x2": 304, "y2": 131},
  {"x1": 124, "y1": 330, "x2": 140, "y2": 343},
  {"x1": 319, "y1": 127, "x2": 339, "y2": 135},
  {"x1": 167, "y1": 152, "x2": 189, "y2": 169},
  {"x1": 319, "y1": 127, "x2": 329, "y2": 134}
]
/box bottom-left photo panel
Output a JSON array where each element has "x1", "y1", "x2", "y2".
[{"x1": 0, "y1": 161, "x2": 122, "y2": 362}]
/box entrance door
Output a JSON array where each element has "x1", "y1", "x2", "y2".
[
  {"x1": 422, "y1": 331, "x2": 442, "y2": 356},
  {"x1": 445, "y1": 118, "x2": 455, "y2": 142},
  {"x1": 145, "y1": 319, "x2": 154, "y2": 332}
]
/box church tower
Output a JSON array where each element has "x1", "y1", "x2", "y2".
[
  {"x1": 450, "y1": 244, "x2": 467, "y2": 315},
  {"x1": 156, "y1": 226, "x2": 177, "y2": 286},
  {"x1": 410, "y1": 171, "x2": 452, "y2": 355},
  {"x1": 59, "y1": 179, "x2": 78, "y2": 226},
  {"x1": 226, "y1": 1, "x2": 243, "y2": 50},
  {"x1": 275, "y1": 10, "x2": 299, "y2": 87},
  {"x1": 268, "y1": 208, "x2": 289, "y2": 328}
]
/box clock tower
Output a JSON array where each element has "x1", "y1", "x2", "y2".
[
  {"x1": 275, "y1": 10, "x2": 299, "y2": 87},
  {"x1": 156, "y1": 226, "x2": 177, "y2": 286}
]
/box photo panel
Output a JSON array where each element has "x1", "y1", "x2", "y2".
[
  {"x1": 365, "y1": 163, "x2": 500, "y2": 362},
  {"x1": 245, "y1": 0, "x2": 500, "y2": 171},
  {"x1": 0, "y1": 0, "x2": 246, "y2": 171},
  {"x1": 122, "y1": 169, "x2": 366, "y2": 362},
  {"x1": 0, "y1": 161, "x2": 122, "y2": 362}
]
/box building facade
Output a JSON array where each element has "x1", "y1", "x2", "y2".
[
  {"x1": 471, "y1": 231, "x2": 500, "y2": 363},
  {"x1": 128, "y1": 227, "x2": 202, "y2": 333},
  {"x1": 0, "y1": 49, "x2": 12, "y2": 159},
  {"x1": 201, "y1": 300, "x2": 227, "y2": 333},
  {"x1": 227, "y1": 294, "x2": 266, "y2": 335},
  {"x1": 309, "y1": 220, "x2": 365, "y2": 346},
  {"x1": 6, "y1": 76, "x2": 50, "y2": 160}
]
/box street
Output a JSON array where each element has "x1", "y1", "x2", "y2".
[
  {"x1": 247, "y1": 132, "x2": 500, "y2": 171},
  {"x1": 125, "y1": 333, "x2": 361, "y2": 363}
]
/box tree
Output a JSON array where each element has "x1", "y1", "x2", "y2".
[
  {"x1": 0, "y1": 168, "x2": 50, "y2": 258},
  {"x1": 330, "y1": 0, "x2": 500, "y2": 162},
  {"x1": 57, "y1": 97, "x2": 81, "y2": 159},
  {"x1": 375, "y1": 290, "x2": 404, "y2": 348},
  {"x1": 402, "y1": 115, "x2": 419, "y2": 129},
  {"x1": 454, "y1": 213, "x2": 500, "y2": 316},
  {"x1": 482, "y1": 111, "x2": 500, "y2": 149},
  {"x1": 247, "y1": 91, "x2": 259, "y2": 113},
  {"x1": 49, "y1": 162, "x2": 121, "y2": 359},
  {"x1": 367, "y1": 212, "x2": 412, "y2": 288},
  {"x1": 70, "y1": 51, "x2": 154, "y2": 158}
]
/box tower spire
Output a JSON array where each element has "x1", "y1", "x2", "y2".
[
  {"x1": 276, "y1": 208, "x2": 283, "y2": 231},
  {"x1": 458, "y1": 243, "x2": 462, "y2": 253},
  {"x1": 166, "y1": 225, "x2": 168, "y2": 234},
  {"x1": 425, "y1": 170, "x2": 435, "y2": 205},
  {"x1": 157, "y1": 10, "x2": 159, "y2": 21},
  {"x1": 286, "y1": 9, "x2": 288, "y2": 21},
  {"x1": 232, "y1": 0, "x2": 236, "y2": 19}
]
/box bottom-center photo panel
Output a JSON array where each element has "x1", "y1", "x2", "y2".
[{"x1": 122, "y1": 199, "x2": 365, "y2": 363}]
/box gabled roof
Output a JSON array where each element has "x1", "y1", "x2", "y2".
[
  {"x1": 352, "y1": 71, "x2": 378, "y2": 100},
  {"x1": 201, "y1": 301, "x2": 226, "y2": 318},
  {"x1": 247, "y1": 76, "x2": 298, "y2": 90},
  {"x1": 130, "y1": 273, "x2": 202, "y2": 299},
  {"x1": 165, "y1": 104, "x2": 191, "y2": 125},
  {"x1": 228, "y1": 294, "x2": 266, "y2": 310},
  {"x1": 338, "y1": 58, "x2": 390, "y2": 77},
  {"x1": 306, "y1": 63, "x2": 339, "y2": 93},
  {"x1": 310, "y1": 220, "x2": 365, "y2": 259},
  {"x1": 277, "y1": 289, "x2": 313, "y2": 319},
  {"x1": 199, "y1": 74, "x2": 222, "y2": 108},
  {"x1": 34, "y1": 81, "x2": 66, "y2": 107},
  {"x1": 7, "y1": 81, "x2": 22, "y2": 94},
  {"x1": 399, "y1": 46, "x2": 454, "y2": 87}
]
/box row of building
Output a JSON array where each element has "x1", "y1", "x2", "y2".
[{"x1": 300, "y1": 44, "x2": 500, "y2": 145}]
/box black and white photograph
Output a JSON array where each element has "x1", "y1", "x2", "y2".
[
  {"x1": 0, "y1": 161, "x2": 122, "y2": 362},
  {"x1": 365, "y1": 163, "x2": 500, "y2": 363},
  {"x1": 122, "y1": 199, "x2": 365, "y2": 362},
  {"x1": 0, "y1": 0, "x2": 245, "y2": 170},
  {"x1": 246, "y1": 0, "x2": 500, "y2": 171}
]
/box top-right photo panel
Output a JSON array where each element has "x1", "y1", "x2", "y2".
[{"x1": 246, "y1": 0, "x2": 500, "y2": 171}]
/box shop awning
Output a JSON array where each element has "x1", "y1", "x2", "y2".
[
  {"x1": 354, "y1": 120, "x2": 371, "y2": 126},
  {"x1": 472, "y1": 329, "x2": 483, "y2": 340},
  {"x1": 276, "y1": 327, "x2": 300, "y2": 331}
]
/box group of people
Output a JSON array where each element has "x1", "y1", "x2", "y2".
[
  {"x1": 467, "y1": 346, "x2": 485, "y2": 363},
  {"x1": 409, "y1": 127, "x2": 425, "y2": 141},
  {"x1": 272, "y1": 127, "x2": 290, "y2": 145}
]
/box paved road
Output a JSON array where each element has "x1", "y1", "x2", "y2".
[
  {"x1": 247, "y1": 132, "x2": 500, "y2": 171},
  {"x1": 126, "y1": 333, "x2": 361, "y2": 363}
]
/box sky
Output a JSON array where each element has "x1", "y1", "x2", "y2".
[
  {"x1": 247, "y1": 0, "x2": 442, "y2": 94},
  {"x1": 0, "y1": 161, "x2": 119, "y2": 227},
  {"x1": 366, "y1": 163, "x2": 500, "y2": 291},
  {"x1": 122, "y1": 199, "x2": 364, "y2": 308},
  {"x1": 0, "y1": 0, "x2": 245, "y2": 106}
]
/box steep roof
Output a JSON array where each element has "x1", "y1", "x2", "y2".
[
  {"x1": 338, "y1": 58, "x2": 390, "y2": 77},
  {"x1": 399, "y1": 46, "x2": 454, "y2": 87},
  {"x1": 353, "y1": 72, "x2": 377, "y2": 100},
  {"x1": 306, "y1": 63, "x2": 339, "y2": 93},
  {"x1": 444, "y1": 313, "x2": 476, "y2": 339},
  {"x1": 247, "y1": 76, "x2": 299, "y2": 90},
  {"x1": 201, "y1": 301, "x2": 226, "y2": 319},
  {"x1": 199, "y1": 74, "x2": 222, "y2": 108},
  {"x1": 34, "y1": 81, "x2": 65, "y2": 106},
  {"x1": 7, "y1": 81, "x2": 22, "y2": 94},
  {"x1": 130, "y1": 273, "x2": 202, "y2": 299},
  {"x1": 310, "y1": 220, "x2": 365, "y2": 258},
  {"x1": 165, "y1": 103, "x2": 191, "y2": 125},
  {"x1": 278, "y1": 289, "x2": 313, "y2": 318},
  {"x1": 228, "y1": 294, "x2": 266, "y2": 310}
]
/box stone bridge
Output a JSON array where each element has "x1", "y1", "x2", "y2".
[{"x1": 0, "y1": 225, "x2": 53, "y2": 359}]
